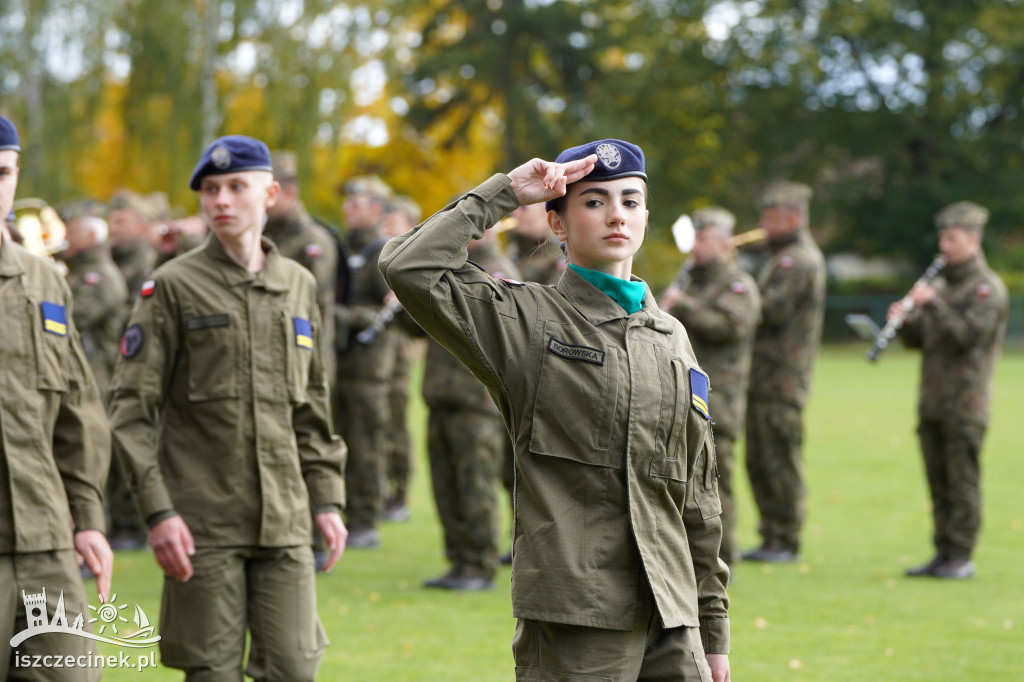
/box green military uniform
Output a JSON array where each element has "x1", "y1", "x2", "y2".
[
  {"x1": 421, "y1": 239, "x2": 519, "y2": 586},
  {"x1": 0, "y1": 238, "x2": 110, "y2": 682},
  {"x1": 384, "y1": 327, "x2": 416, "y2": 518},
  {"x1": 108, "y1": 235, "x2": 345, "y2": 679},
  {"x1": 335, "y1": 228, "x2": 398, "y2": 541},
  {"x1": 111, "y1": 239, "x2": 156, "y2": 303},
  {"x1": 381, "y1": 175, "x2": 729, "y2": 677},
  {"x1": 900, "y1": 203, "x2": 1008, "y2": 574},
  {"x1": 745, "y1": 183, "x2": 826, "y2": 558},
  {"x1": 668, "y1": 217, "x2": 761, "y2": 567}
]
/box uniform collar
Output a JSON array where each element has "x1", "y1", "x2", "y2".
[
  {"x1": 61, "y1": 246, "x2": 105, "y2": 272},
  {"x1": 0, "y1": 236, "x2": 27, "y2": 277},
  {"x1": 202, "y1": 233, "x2": 291, "y2": 292},
  {"x1": 110, "y1": 238, "x2": 149, "y2": 261},
  {"x1": 691, "y1": 255, "x2": 729, "y2": 281},
  {"x1": 557, "y1": 267, "x2": 673, "y2": 333},
  {"x1": 943, "y1": 252, "x2": 984, "y2": 283},
  {"x1": 263, "y1": 203, "x2": 309, "y2": 240},
  {"x1": 767, "y1": 230, "x2": 801, "y2": 252}
]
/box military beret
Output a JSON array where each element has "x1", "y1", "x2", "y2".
[
  {"x1": 189, "y1": 135, "x2": 273, "y2": 190},
  {"x1": 759, "y1": 181, "x2": 813, "y2": 209},
  {"x1": 0, "y1": 116, "x2": 19, "y2": 152},
  {"x1": 109, "y1": 189, "x2": 157, "y2": 220},
  {"x1": 545, "y1": 139, "x2": 647, "y2": 211},
  {"x1": 58, "y1": 198, "x2": 108, "y2": 223},
  {"x1": 692, "y1": 206, "x2": 736, "y2": 235},
  {"x1": 934, "y1": 200, "x2": 988, "y2": 232},
  {"x1": 341, "y1": 174, "x2": 393, "y2": 201},
  {"x1": 387, "y1": 195, "x2": 422, "y2": 223},
  {"x1": 271, "y1": 150, "x2": 298, "y2": 182}
]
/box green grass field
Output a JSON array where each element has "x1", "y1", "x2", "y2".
[{"x1": 88, "y1": 347, "x2": 1023, "y2": 680}]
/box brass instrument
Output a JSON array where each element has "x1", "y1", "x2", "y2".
[
  {"x1": 730, "y1": 227, "x2": 768, "y2": 247},
  {"x1": 865, "y1": 254, "x2": 947, "y2": 362},
  {"x1": 13, "y1": 198, "x2": 68, "y2": 258},
  {"x1": 663, "y1": 218, "x2": 768, "y2": 304}
]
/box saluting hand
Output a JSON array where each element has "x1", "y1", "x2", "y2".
[
  {"x1": 315, "y1": 511, "x2": 348, "y2": 573},
  {"x1": 149, "y1": 515, "x2": 196, "y2": 582},
  {"x1": 507, "y1": 154, "x2": 598, "y2": 207},
  {"x1": 74, "y1": 530, "x2": 114, "y2": 604}
]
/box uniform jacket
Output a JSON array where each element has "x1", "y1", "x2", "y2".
[
  {"x1": 0, "y1": 239, "x2": 110, "y2": 553},
  {"x1": 63, "y1": 247, "x2": 129, "y2": 398},
  {"x1": 669, "y1": 256, "x2": 761, "y2": 438},
  {"x1": 112, "y1": 239, "x2": 156, "y2": 303},
  {"x1": 899, "y1": 253, "x2": 1008, "y2": 426},
  {"x1": 381, "y1": 175, "x2": 730, "y2": 653},
  {"x1": 506, "y1": 233, "x2": 565, "y2": 285},
  {"x1": 749, "y1": 230, "x2": 826, "y2": 408},
  {"x1": 336, "y1": 236, "x2": 397, "y2": 382},
  {"x1": 108, "y1": 235, "x2": 345, "y2": 548}
]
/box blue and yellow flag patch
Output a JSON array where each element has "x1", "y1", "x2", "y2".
[
  {"x1": 689, "y1": 368, "x2": 711, "y2": 420},
  {"x1": 293, "y1": 317, "x2": 313, "y2": 349},
  {"x1": 41, "y1": 302, "x2": 67, "y2": 336}
]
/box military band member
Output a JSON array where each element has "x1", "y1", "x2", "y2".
[
  {"x1": 107, "y1": 189, "x2": 157, "y2": 302},
  {"x1": 663, "y1": 207, "x2": 761, "y2": 568},
  {"x1": 894, "y1": 201, "x2": 1008, "y2": 580},
  {"x1": 381, "y1": 139, "x2": 730, "y2": 681},
  {"x1": 0, "y1": 114, "x2": 113, "y2": 682},
  {"x1": 109, "y1": 135, "x2": 347, "y2": 680}
]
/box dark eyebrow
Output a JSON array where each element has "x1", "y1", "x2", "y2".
[
  {"x1": 578, "y1": 187, "x2": 610, "y2": 197},
  {"x1": 622, "y1": 188, "x2": 643, "y2": 196}
]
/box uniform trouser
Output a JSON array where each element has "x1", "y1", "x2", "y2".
[
  {"x1": 917, "y1": 418, "x2": 986, "y2": 560},
  {"x1": 715, "y1": 433, "x2": 738, "y2": 566},
  {"x1": 1, "y1": 550, "x2": 101, "y2": 682},
  {"x1": 745, "y1": 400, "x2": 805, "y2": 553},
  {"x1": 513, "y1": 576, "x2": 713, "y2": 681},
  {"x1": 427, "y1": 407, "x2": 503, "y2": 579},
  {"x1": 159, "y1": 545, "x2": 327, "y2": 682},
  {"x1": 335, "y1": 378, "x2": 390, "y2": 530},
  {"x1": 386, "y1": 342, "x2": 414, "y2": 506}
]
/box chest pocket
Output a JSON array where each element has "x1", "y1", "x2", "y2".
[
  {"x1": 650, "y1": 357, "x2": 713, "y2": 484},
  {"x1": 29, "y1": 298, "x2": 70, "y2": 392},
  {"x1": 184, "y1": 311, "x2": 238, "y2": 401},
  {"x1": 528, "y1": 323, "x2": 620, "y2": 468}
]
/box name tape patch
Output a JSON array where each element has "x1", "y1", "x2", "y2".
[
  {"x1": 41, "y1": 302, "x2": 68, "y2": 336},
  {"x1": 293, "y1": 317, "x2": 313, "y2": 349},
  {"x1": 185, "y1": 314, "x2": 231, "y2": 331},
  {"x1": 547, "y1": 337, "x2": 605, "y2": 366},
  {"x1": 690, "y1": 368, "x2": 711, "y2": 420}
]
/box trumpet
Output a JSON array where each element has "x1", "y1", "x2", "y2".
[
  {"x1": 13, "y1": 198, "x2": 68, "y2": 258},
  {"x1": 730, "y1": 227, "x2": 768, "y2": 247},
  {"x1": 865, "y1": 254, "x2": 947, "y2": 362}
]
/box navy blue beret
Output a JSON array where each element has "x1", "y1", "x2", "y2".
[
  {"x1": 189, "y1": 135, "x2": 273, "y2": 190},
  {"x1": 0, "y1": 116, "x2": 20, "y2": 152},
  {"x1": 545, "y1": 139, "x2": 646, "y2": 211}
]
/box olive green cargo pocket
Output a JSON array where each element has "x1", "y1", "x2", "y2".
[
  {"x1": 693, "y1": 437, "x2": 722, "y2": 520},
  {"x1": 651, "y1": 358, "x2": 687, "y2": 482},
  {"x1": 528, "y1": 323, "x2": 620, "y2": 468},
  {"x1": 29, "y1": 299, "x2": 69, "y2": 392},
  {"x1": 184, "y1": 313, "x2": 238, "y2": 401}
]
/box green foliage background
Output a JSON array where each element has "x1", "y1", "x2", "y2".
[{"x1": 87, "y1": 348, "x2": 1024, "y2": 681}]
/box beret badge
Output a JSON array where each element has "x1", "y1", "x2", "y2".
[
  {"x1": 595, "y1": 143, "x2": 622, "y2": 170},
  {"x1": 211, "y1": 145, "x2": 232, "y2": 170}
]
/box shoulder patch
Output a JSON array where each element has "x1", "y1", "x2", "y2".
[
  {"x1": 976, "y1": 283, "x2": 992, "y2": 298},
  {"x1": 304, "y1": 243, "x2": 323, "y2": 259},
  {"x1": 689, "y1": 368, "x2": 711, "y2": 420},
  {"x1": 120, "y1": 324, "x2": 144, "y2": 358},
  {"x1": 83, "y1": 272, "x2": 101, "y2": 286},
  {"x1": 729, "y1": 281, "x2": 748, "y2": 294},
  {"x1": 499, "y1": 277, "x2": 525, "y2": 287},
  {"x1": 547, "y1": 337, "x2": 605, "y2": 365},
  {"x1": 140, "y1": 279, "x2": 156, "y2": 298},
  {"x1": 293, "y1": 317, "x2": 313, "y2": 349},
  {"x1": 41, "y1": 302, "x2": 68, "y2": 336},
  {"x1": 778, "y1": 256, "x2": 794, "y2": 269}
]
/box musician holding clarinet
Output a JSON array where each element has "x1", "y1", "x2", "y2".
[{"x1": 892, "y1": 201, "x2": 1008, "y2": 580}]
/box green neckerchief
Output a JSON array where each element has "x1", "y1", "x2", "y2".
[{"x1": 569, "y1": 264, "x2": 647, "y2": 314}]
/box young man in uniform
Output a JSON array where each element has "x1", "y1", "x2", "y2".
[
  {"x1": 743, "y1": 181, "x2": 826, "y2": 563},
  {"x1": 108, "y1": 135, "x2": 347, "y2": 680},
  {"x1": 0, "y1": 114, "x2": 114, "y2": 681},
  {"x1": 663, "y1": 207, "x2": 761, "y2": 568},
  {"x1": 892, "y1": 201, "x2": 1008, "y2": 580}
]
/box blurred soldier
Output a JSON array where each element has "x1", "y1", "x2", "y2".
[
  {"x1": 662, "y1": 207, "x2": 761, "y2": 568},
  {"x1": 0, "y1": 114, "x2": 113, "y2": 682},
  {"x1": 108, "y1": 188, "x2": 157, "y2": 300},
  {"x1": 379, "y1": 195, "x2": 422, "y2": 523},
  {"x1": 497, "y1": 201, "x2": 565, "y2": 564},
  {"x1": 894, "y1": 202, "x2": 1008, "y2": 580},
  {"x1": 743, "y1": 181, "x2": 826, "y2": 563},
  {"x1": 266, "y1": 151, "x2": 339, "y2": 363},
  {"x1": 420, "y1": 229, "x2": 520, "y2": 590},
  {"x1": 56, "y1": 201, "x2": 146, "y2": 552},
  {"x1": 333, "y1": 175, "x2": 397, "y2": 548},
  {"x1": 109, "y1": 135, "x2": 347, "y2": 680},
  {"x1": 153, "y1": 214, "x2": 208, "y2": 268}
]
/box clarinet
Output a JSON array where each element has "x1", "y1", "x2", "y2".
[
  {"x1": 866, "y1": 254, "x2": 947, "y2": 362},
  {"x1": 355, "y1": 300, "x2": 403, "y2": 345}
]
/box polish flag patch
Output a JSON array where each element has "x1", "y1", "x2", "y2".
[
  {"x1": 976, "y1": 283, "x2": 992, "y2": 298},
  {"x1": 779, "y1": 256, "x2": 794, "y2": 269},
  {"x1": 304, "y1": 244, "x2": 323, "y2": 259},
  {"x1": 140, "y1": 279, "x2": 156, "y2": 298},
  {"x1": 83, "y1": 272, "x2": 101, "y2": 286},
  {"x1": 730, "y1": 281, "x2": 748, "y2": 294}
]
